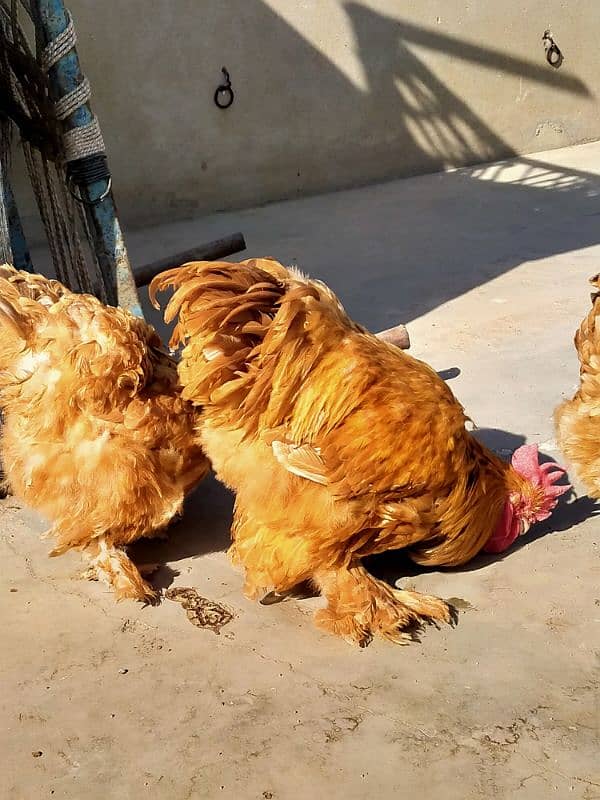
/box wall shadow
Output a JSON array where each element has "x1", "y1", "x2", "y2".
[{"x1": 127, "y1": 2, "x2": 599, "y2": 337}]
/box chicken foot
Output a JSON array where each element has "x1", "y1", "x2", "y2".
[
  {"x1": 314, "y1": 562, "x2": 454, "y2": 647},
  {"x1": 82, "y1": 536, "x2": 158, "y2": 604}
]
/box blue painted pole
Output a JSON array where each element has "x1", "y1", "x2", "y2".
[{"x1": 31, "y1": 0, "x2": 142, "y2": 316}]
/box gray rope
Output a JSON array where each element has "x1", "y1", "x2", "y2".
[
  {"x1": 0, "y1": 116, "x2": 12, "y2": 263},
  {"x1": 75, "y1": 195, "x2": 107, "y2": 302},
  {"x1": 54, "y1": 163, "x2": 95, "y2": 295},
  {"x1": 24, "y1": 143, "x2": 68, "y2": 283},
  {"x1": 23, "y1": 142, "x2": 98, "y2": 295},
  {"x1": 0, "y1": 158, "x2": 12, "y2": 264},
  {"x1": 62, "y1": 117, "x2": 105, "y2": 160},
  {"x1": 40, "y1": 9, "x2": 75, "y2": 72},
  {"x1": 2, "y1": 3, "x2": 108, "y2": 296},
  {"x1": 53, "y1": 75, "x2": 90, "y2": 120},
  {"x1": 40, "y1": 11, "x2": 105, "y2": 162}
]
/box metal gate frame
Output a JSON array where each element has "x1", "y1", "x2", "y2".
[{"x1": 2, "y1": 0, "x2": 245, "y2": 316}]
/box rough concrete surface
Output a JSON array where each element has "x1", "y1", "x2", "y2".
[{"x1": 3, "y1": 143, "x2": 600, "y2": 799}]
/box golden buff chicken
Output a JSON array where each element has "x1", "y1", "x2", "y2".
[
  {"x1": 0, "y1": 264, "x2": 209, "y2": 602},
  {"x1": 0, "y1": 265, "x2": 69, "y2": 497},
  {"x1": 555, "y1": 274, "x2": 600, "y2": 498},
  {"x1": 151, "y1": 258, "x2": 570, "y2": 646}
]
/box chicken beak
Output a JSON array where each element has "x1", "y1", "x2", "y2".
[{"x1": 520, "y1": 519, "x2": 531, "y2": 536}]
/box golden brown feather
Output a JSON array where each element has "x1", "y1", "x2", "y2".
[
  {"x1": 0, "y1": 264, "x2": 209, "y2": 602},
  {"x1": 555, "y1": 274, "x2": 600, "y2": 498},
  {"x1": 152, "y1": 258, "x2": 568, "y2": 645}
]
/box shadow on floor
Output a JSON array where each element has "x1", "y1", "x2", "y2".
[
  {"x1": 129, "y1": 426, "x2": 592, "y2": 594},
  {"x1": 129, "y1": 474, "x2": 234, "y2": 590},
  {"x1": 367, "y1": 489, "x2": 596, "y2": 587},
  {"x1": 364, "y1": 426, "x2": 589, "y2": 585}
]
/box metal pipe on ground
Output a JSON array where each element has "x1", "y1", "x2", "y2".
[
  {"x1": 138, "y1": 235, "x2": 410, "y2": 349},
  {"x1": 134, "y1": 233, "x2": 247, "y2": 287},
  {"x1": 375, "y1": 324, "x2": 410, "y2": 350}
]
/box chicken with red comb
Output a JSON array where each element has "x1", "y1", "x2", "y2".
[
  {"x1": 484, "y1": 444, "x2": 570, "y2": 554},
  {"x1": 151, "y1": 257, "x2": 571, "y2": 646}
]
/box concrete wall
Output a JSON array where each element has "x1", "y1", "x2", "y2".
[{"x1": 12, "y1": 1, "x2": 600, "y2": 232}]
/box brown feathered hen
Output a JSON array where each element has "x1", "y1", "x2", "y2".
[
  {"x1": 0, "y1": 264, "x2": 69, "y2": 496},
  {"x1": 152, "y1": 258, "x2": 569, "y2": 646},
  {"x1": 555, "y1": 274, "x2": 600, "y2": 498},
  {"x1": 0, "y1": 264, "x2": 209, "y2": 601}
]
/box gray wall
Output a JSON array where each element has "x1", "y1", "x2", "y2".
[{"x1": 13, "y1": 1, "x2": 600, "y2": 232}]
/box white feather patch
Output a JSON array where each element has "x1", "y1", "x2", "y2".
[{"x1": 271, "y1": 440, "x2": 328, "y2": 485}]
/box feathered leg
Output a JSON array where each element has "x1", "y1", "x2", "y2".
[
  {"x1": 314, "y1": 562, "x2": 453, "y2": 647},
  {"x1": 0, "y1": 417, "x2": 12, "y2": 497},
  {"x1": 82, "y1": 536, "x2": 158, "y2": 603}
]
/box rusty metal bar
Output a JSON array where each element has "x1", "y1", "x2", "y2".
[
  {"x1": 134, "y1": 232, "x2": 246, "y2": 287},
  {"x1": 375, "y1": 323, "x2": 410, "y2": 350}
]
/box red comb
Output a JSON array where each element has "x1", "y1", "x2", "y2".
[{"x1": 511, "y1": 444, "x2": 571, "y2": 521}]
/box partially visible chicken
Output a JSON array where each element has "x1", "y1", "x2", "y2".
[
  {"x1": 0, "y1": 264, "x2": 209, "y2": 601},
  {"x1": 555, "y1": 274, "x2": 600, "y2": 498},
  {"x1": 151, "y1": 258, "x2": 570, "y2": 646},
  {"x1": 0, "y1": 265, "x2": 67, "y2": 497},
  {"x1": 0, "y1": 263, "x2": 68, "y2": 303}
]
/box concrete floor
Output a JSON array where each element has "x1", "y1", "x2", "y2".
[{"x1": 3, "y1": 143, "x2": 600, "y2": 799}]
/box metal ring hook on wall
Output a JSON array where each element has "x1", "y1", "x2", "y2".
[
  {"x1": 214, "y1": 66, "x2": 234, "y2": 109},
  {"x1": 542, "y1": 30, "x2": 563, "y2": 69}
]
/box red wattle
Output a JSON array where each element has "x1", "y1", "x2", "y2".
[{"x1": 484, "y1": 501, "x2": 521, "y2": 554}]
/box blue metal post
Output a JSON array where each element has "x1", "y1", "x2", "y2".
[{"x1": 31, "y1": 0, "x2": 142, "y2": 316}]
